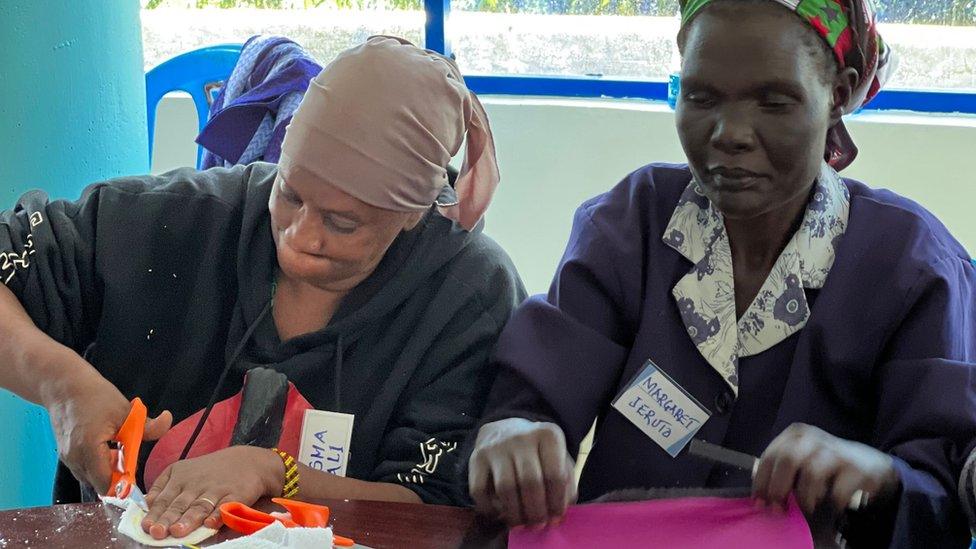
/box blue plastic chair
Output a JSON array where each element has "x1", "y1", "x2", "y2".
[{"x1": 145, "y1": 44, "x2": 243, "y2": 169}]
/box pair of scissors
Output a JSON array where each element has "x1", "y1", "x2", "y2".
[
  {"x1": 687, "y1": 438, "x2": 871, "y2": 547},
  {"x1": 106, "y1": 397, "x2": 149, "y2": 511},
  {"x1": 687, "y1": 439, "x2": 759, "y2": 477},
  {"x1": 686, "y1": 438, "x2": 869, "y2": 511},
  {"x1": 220, "y1": 497, "x2": 360, "y2": 547}
]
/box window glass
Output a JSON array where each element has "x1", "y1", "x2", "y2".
[
  {"x1": 450, "y1": 0, "x2": 976, "y2": 90},
  {"x1": 451, "y1": 0, "x2": 681, "y2": 80},
  {"x1": 141, "y1": 0, "x2": 424, "y2": 71},
  {"x1": 875, "y1": 0, "x2": 976, "y2": 89}
]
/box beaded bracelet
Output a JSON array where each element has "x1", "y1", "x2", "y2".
[{"x1": 271, "y1": 447, "x2": 300, "y2": 499}]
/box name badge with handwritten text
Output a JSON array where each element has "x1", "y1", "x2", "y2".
[
  {"x1": 298, "y1": 410, "x2": 355, "y2": 477},
  {"x1": 611, "y1": 360, "x2": 710, "y2": 457}
]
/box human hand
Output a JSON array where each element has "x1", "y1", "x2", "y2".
[
  {"x1": 45, "y1": 367, "x2": 171, "y2": 494},
  {"x1": 141, "y1": 445, "x2": 284, "y2": 540},
  {"x1": 469, "y1": 418, "x2": 578, "y2": 527},
  {"x1": 752, "y1": 423, "x2": 900, "y2": 518}
]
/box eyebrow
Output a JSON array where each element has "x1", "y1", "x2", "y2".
[
  {"x1": 279, "y1": 176, "x2": 364, "y2": 223},
  {"x1": 680, "y1": 76, "x2": 805, "y2": 98},
  {"x1": 750, "y1": 79, "x2": 805, "y2": 96},
  {"x1": 677, "y1": 77, "x2": 718, "y2": 93}
]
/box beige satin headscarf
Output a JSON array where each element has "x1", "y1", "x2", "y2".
[{"x1": 278, "y1": 36, "x2": 499, "y2": 231}]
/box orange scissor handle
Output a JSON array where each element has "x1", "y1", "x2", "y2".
[
  {"x1": 107, "y1": 398, "x2": 147, "y2": 499},
  {"x1": 220, "y1": 499, "x2": 355, "y2": 546},
  {"x1": 271, "y1": 498, "x2": 354, "y2": 546},
  {"x1": 220, "y1": 501, "x2": 298, "y2": 535},
  {"x1": 271, "y1": 497, "x2": 330, "y2": 527}
]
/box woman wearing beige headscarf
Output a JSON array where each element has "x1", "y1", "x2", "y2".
[{"x1": 0, "y1": 36, "x2": 524, "y2": 539}]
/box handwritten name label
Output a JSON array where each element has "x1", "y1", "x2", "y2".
[
  {"x1": 612, "y1": 360, "x2": 709, "y2": 457},
  {"x1": 298, "y1": 409, "x2": 355, "y2": 477}
]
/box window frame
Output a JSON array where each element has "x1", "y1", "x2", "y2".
[{"x1": 424, "y1": 0, "x2": 976, "y2": 115}]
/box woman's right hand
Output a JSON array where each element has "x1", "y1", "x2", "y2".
[
  {"x1": 44, "y1": 364, "x2": 172, "y2": 495},
  {"x1": 468, "y1": 418, "x2": 578, "y2": 527},
  {"x1": 0, "y1": 284, "x2": 171, "y2": 494}
]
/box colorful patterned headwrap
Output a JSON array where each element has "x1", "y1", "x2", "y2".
[{"x1": 680, "y1": 0, "x2": 895, "y2": 171}]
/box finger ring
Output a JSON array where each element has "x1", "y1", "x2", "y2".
[
  {"x1": 848, "y1": 489, "x2": 870, "y2": 511},
  {"x1": 196, "y1": 497, "x2": 217, "y2": 509}
]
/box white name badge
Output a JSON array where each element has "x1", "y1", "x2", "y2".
[
  {"x1": 298, "y1": 409, "x2": 355, "y2": 477},
  {"x1": 611, "y1": 360, "x2": 710, "y2": 457}
]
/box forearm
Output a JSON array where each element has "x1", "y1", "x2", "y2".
[
  {"x1": 481, "y1": 370, "x2": 574, "y2": 449},
  {"x1": 297, "y1": 464, "x2": 422, "y2": 504},
  {"x1": 0, "y1": 283, "x2": 97, "y2": 407},
  {"x1": 878, "y1": 456, "x2": 970, "y2": 548},
  {"x1": 250, "y1": 447, "x2": 422, "y2": 504}
]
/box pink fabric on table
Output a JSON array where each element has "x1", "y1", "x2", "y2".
[{"x1": 508, "y1": 497, "x2": 812, "y2": 549}]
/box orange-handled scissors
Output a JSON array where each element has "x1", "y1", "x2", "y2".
[
  {"x1": 220, "y1": 498, "x2": 356, "y2": 547},
  {"x1": 106, "y1": 397, "x2": 149, "y2": 511}
]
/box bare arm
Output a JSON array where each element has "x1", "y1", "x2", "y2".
[
  {"x1": 294, "y1": 462, "x2": 422, "y2": 504},
  {"x1": 0, "y1": 283, "x2": 171, "y2": 493},
  {"x1": 0, "y1": 283, "x2": 94, "y2": 406}
]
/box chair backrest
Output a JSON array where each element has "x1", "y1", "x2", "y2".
[{"x1": 145, "y1": 44, "x2": 243, "y2": 169}]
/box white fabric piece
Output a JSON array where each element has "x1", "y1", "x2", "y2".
[
  {"x1": 100, "y1": 495, "x2": 129, "y2": 510},
  {"x1": 208, "y1": 521, "x2": 333, "y2": 548},
  {"x1": 108, "y1": 498, "x2": 218, "y2": 547}
]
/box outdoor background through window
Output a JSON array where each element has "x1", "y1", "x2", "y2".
[
  {"x1": 142, "y1": 0, "x2": 975, "y2": 92},
  {"x1": 451, "y1": 0, "x2": 976, "y2": 88},
  {"x1": 140, "y1": 0, "x2": 424, "y2": 71}
]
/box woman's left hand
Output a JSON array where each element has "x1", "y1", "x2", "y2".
[
  {"x1": 752, "y1": 423, "x2": 901, "y2": 517},
  {"x1": 141, "y1": 446, "x2": 283, "y2": 540}
]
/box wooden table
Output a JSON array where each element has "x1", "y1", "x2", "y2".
[{"x1": 0, "y1": 499, "x2": 506, "y2": 548}]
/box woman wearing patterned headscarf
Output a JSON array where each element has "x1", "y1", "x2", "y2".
[
  {"x1": 467, "y1": 0, "x2": 976, "y2": 545},
  {"x1": 0, "y1": 36, "x2": 525, "y2": 541}
]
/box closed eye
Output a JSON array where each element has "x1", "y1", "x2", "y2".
[
  {"x1": 283, "y1": 190, "x2": 302, "y2": 205},
  {"x1": 683, "y1": 91, "x2": 717, "y2": 107},
  {"x1": 278, "y1": 178, "x2": 302, "y2": 205},
  {"x1": 758, "y1": 90, "x2": 800, "y2": 111},
  {"x1": 324, "y1": 215, "x2": 358, "y2": 234}
]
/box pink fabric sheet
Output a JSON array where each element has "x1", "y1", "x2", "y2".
[{"x1": 508, "y1": 497, "x2": 813, "y2": 549}]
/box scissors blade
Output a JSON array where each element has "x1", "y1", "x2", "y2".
[
  {"x1": 108, "y1": 398, "x2": 149, "y2": 510},
  {"x1": 687, "y1": 439, "x2": 759, "y2": 477}
]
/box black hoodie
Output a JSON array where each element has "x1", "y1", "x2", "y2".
[{"x1": 0, "y1": 162, "x2": 525, "y2": 506}]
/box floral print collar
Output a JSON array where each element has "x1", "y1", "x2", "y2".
[{"x1": 662, "y1": 163, "x2": 850, "y2": 395}]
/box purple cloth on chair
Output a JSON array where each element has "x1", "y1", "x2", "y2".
[
  {"x1": 508, "y1": 497, "x2": 813, "y2": 549},
  {"x1": 197, "y1": 35, "x2": 322, "y2": 168}
]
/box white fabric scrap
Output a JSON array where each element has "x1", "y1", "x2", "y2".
[
  {"x1": 208, "y1": 521, "x2": 334, "y2": 548},
  {"x1": 103, "y1": 497, "x2": 218, "y2": 547}
]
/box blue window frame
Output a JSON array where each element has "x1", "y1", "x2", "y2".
[{"x1": 423, "y1": 0, "x2": 976, "y2": 115}]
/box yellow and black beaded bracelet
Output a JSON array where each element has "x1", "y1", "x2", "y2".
[{"x1": 271, "y1": 447, "x2": 300, "y2": 499}]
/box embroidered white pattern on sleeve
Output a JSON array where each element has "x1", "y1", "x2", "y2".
[
  {"x1": 1, "y1": 211, "x2": 45, "y2": 285},
  {"x1": 396, "y1": 438, "x2": 458, "y2": 485}
]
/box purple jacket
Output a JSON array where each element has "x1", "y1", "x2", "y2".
[{"x1": 482, "y1": 163, "x2": 976, "y2": 547}]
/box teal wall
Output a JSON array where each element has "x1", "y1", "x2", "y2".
[{"x1": 0, "y1": 0, "x2": 148, "y2": 509}]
